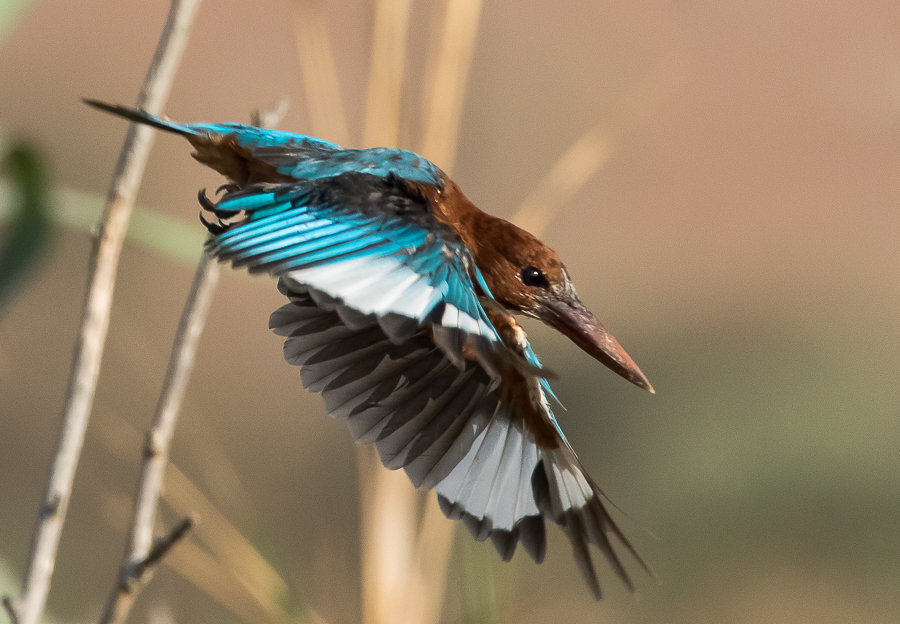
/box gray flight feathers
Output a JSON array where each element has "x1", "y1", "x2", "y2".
[{"x1": 271, "y1": 276, "x2": 651, "y2": 598}]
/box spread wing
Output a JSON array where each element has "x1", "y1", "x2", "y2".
[
  {"x1": 271, "y1": 278, "x2": 651, "y2": 599},
  {"x1": 80, "y1": 101, "x2": 504, "y2": 370},
  {"x1": 203, "y1": 177, "x2": 502, "y2": 372}
]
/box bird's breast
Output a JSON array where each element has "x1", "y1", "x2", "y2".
[{"x1": 479, "y1": 310, "x2": 561, "y2": 450}]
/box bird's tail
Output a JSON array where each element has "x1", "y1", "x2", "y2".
[
  {"x1": 83, "y1": 99, "x2": 197, "y2": 137},
  {"x1": 534, "y1": 446, "x2": 654, "y2": 599}
]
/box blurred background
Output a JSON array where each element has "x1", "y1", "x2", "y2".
[{"x1": 1, "y1": 0, "x2": 899, "y2": 622}]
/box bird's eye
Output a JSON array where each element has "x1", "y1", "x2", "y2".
[{"x1": 521, "y1": 265, "x2": 549, "y2": 288}]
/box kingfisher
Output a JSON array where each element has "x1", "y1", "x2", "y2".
[{"x1": 87, "y1": 99, "x2": 654, "y2": 598}]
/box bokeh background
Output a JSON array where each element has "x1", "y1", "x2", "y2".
[{"x1": 1, "y1": 0, "x2": 899, "y2": 622}]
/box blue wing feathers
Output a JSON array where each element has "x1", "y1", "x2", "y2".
[
  {"x1": 216, "y1": 219, "x2": 347, "y2": 256},
  {"x1": 282, "y1": 232, "x2": 389, "y2": 264},
  {"x1": 213, "y1": 191, "x2": 281, "y2": 212},
  {"x1": 373, "y1": 221, "x2": 429, "y2": 247},
  {"x1": 213, "y1": 213, "x2": 338, "y2": 250},
  {"x1": 85, "y1": 100, "x2": 441, "y2": 185},
  {"x1": 404, "y1": 247, "x2": 446, "y2": 276},
  {"x1": 277, "y1": 241, "x2": 397, "y2": 274},
  {"x1": 203, "y1": 180, "x2": 503, "y2": 346},
  {"x1": 238, "y1": 223, "x2": 360, "y2": 259}
]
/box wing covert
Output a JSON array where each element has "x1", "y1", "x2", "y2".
[
  {"x1": 188, "y1": 122, "x2": 442, "y2": 185},
  {"x1": 204, "y1": 177, "x2": 502, "y2": 365}
]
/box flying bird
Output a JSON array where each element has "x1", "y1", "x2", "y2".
[{"x1": 86, "y1": 99, "x2": 654, "y2": 599}]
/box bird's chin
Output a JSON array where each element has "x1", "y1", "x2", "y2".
[{"x1": 539, "y1": 298, "x2": 654, "y2": 393}]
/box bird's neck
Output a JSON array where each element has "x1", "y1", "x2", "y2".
[
  {"x1": 431, "y1": 179, "x2": 522, "y2": 312},
  {"x1": 431, "y1": 179, "x2": 488, "y2": 251}
]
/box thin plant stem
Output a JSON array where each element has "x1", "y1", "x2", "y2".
[
  {"x1": 7, "y1": 2, "x2": 202, "y2": 624},
  {"x1": 290, "y1": 0, "x2": 349, "y2": 145},
  {"x1": 98, "y1": 102, "x2": 287, "y2": 624},
  {"x1": 97, "y1": 252, "x2": 218, "y2": 624},
  {"x1": 419, "y1": 0, "x2": 484, "y2": 172},
  {"x1": 358, "y1": 447, "x2": 417, "y2": 624},
  {"x1": 398, "y1": 2, "x2": 487, "y2": 621},
  {"x1": 401, "y1": 495, "x2": 457, "y2": 624},
  {"x1": 362, "y1": 0, "x2": 413, "y2": 149},
  {"x1": 512, "y1": 51, "x2": 688, "y2": 237},
  {"x1": 357, "y1": 2, "x2": 418, "y2": 623}
]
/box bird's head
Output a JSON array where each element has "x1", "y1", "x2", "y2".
[{"x1": 472, "y1": 216, "x2": 654, "y2": 393}]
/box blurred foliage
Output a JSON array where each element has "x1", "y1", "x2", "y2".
[
  {"x1": 0, "y1": 179, "x2": 206, "y2": 267},
  {"x1": 459, "y1": 538, "x2": 500, "y2": 624},
  {"x1": 0, "y1": 141, "x2": 51, "y2": 312},
  {"x1": 0, "y1": 0, "x2": 36, "y2": 42},
  {"x1": 0, "y1": 143, "x2": 207, "y2": 313}
]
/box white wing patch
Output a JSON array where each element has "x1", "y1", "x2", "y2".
[
  {"x1": 435, "y1": 411, "x2": 541, "y2": 532},
  {"x1": 441, "y1": 303, "x2": 483, "y2": 336},
  {"x1": 541, "y1": 448, "x2": 594, "y2": 517},
  {"x1": 282, "y1": 258, "x2": 488, "y2": 344}
]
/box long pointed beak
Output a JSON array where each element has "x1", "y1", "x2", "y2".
[{"x1": 541, "y1": 298, "x2": 654, "y2": 393}]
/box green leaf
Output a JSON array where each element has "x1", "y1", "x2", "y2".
[
  {"x1": 0, "y1": 141, "x2": 51, "y2": 311},
  {"x1": 0, "y1": 180, "x2": 207, "y2": 265},
  {"x1": 0, "y1": 0, "x2": 38, "y2": 42}
]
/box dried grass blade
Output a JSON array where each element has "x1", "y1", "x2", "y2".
[
  {"x1": 512, "y1": 51, "x2": 690, "y2": 237},
  {"x1": 291, "y1": 0, "x2": 350, "y2": 145},
  {"x1": 419, "y1": 0, "x2": 484, "y2": 173}
]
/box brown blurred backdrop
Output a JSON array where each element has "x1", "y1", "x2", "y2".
[{"x1": 1, "y1": 0, "x2": 899, "y2": 623}]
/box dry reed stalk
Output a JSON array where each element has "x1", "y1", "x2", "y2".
[
  {"x1": 355, "y1": 2, "x2": 422, "y2": 623},
  {"x1": 290, "y1": 0, "x2": 469, "y2": 618},
  {"x1": 400, "y1": 497, "x2": 457, "y2": 624},
  {"x1": 291, "y1": 1, "x2": 491, "y2": 620},
  {"x1": 99, "y1": 416, "x2": 315, "y2": 624},
  {"x1": 418, "y1": 0, "x2": 484, "y2": 171},
  {"x1": 393, "y1": 2, "x2": 487, "y2": 622},
  {"x1": 98, "y1": 99, "x2": 289, "y2": 624},
  {"x1": 512, "y1": 51, "x2": 688, "y2": 238},
  {"x1": 358, "y1": 448, "x2": 418, "y2": 624},
  {"x1": 6, "y1": 3, "x2": 202, "y2": 624},
  {"x1": 363, "y1": 0, "x2": 413, "y2": 148},
  {"x1": 291, "y1": 0, "x2": 350, "y2": 145},
  {"x1": 98, "y1": 253, "x2": 218, "y2": 624}
]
